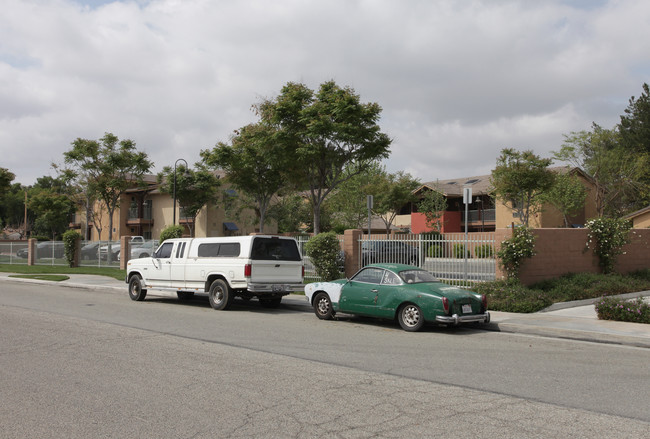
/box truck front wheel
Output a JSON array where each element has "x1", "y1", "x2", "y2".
[
  {"x1": 128, "y1": 275, "x2": 147, "y2": 301},
  {"x1": 208, "y1": 279, "x2": 233, "y2": 310}
]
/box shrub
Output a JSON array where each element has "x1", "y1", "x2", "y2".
[
  {"x1": 62, "y1": 230, "x2": 82, "y2": 268},
  {"x1": 595, "y1": 297, "x2": 650, "y2": 324},
  {"x1": 472, "y1": 279, "x2": 552, "y2": 313},
  {"x1": 474, "y1": 244, "x2": 494, "y2": 258},
  {"x1": 585, "y1": 217, "x2": 631, "y2": 274},
  {"x1": 421, "y1": 232, "x2": 443, "y2": 258},
  {"x1": 497, "y1": 226, "x2": 536, "y2": 279},
  {"x1": 427, "y1": 244, "x2": 443, "y2": 258},
  {"x1": 305, "y1": 232, "x2": 341, "y2": 282},
  {"x1": 453, "y1": 243, "x2": 468, "y2": 259},
  {"x1": 160, "y1": 225, "x2": 184, "y2": 243}
]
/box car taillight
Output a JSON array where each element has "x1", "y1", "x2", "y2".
[
  {"x1": 244, "y1": 264, "x2": 251, "y2": 277},
  {"x1": 442, "y1": 296, "x2": 449, "y2": 314},
  {"x1": 481, "y1": 294, "x2": 488, "y2": 311}
]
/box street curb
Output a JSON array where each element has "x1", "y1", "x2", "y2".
[{"x1": 487, "y1": 321, "x2": 650, "y2": 348}]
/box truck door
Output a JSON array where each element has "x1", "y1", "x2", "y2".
[
  {"x1": 148, "y1": 241, "x2": 174, "y2": 287},
  {"x1": 170, "y1": 241, "x2": 187, "y2": 288}
]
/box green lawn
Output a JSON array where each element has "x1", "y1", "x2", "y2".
[{"x1": 0, "y1": 264, "x2": 125, "y2": 281}]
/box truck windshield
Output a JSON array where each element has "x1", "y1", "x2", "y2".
[{"x1": 251, "y1": 238, "x2": 301, "y2": 261}]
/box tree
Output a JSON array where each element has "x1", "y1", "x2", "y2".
[
  {"x1": 490, "y1": 148, "x2": 554, "y2": 226},
  {"x1": 201, "y1": 123, "x2": 282, "y2": 233},
  {"x1": 369, "y1": 170, "x2": 420, "y2": 236},
  {"x1": 258, "y1": 80, "x2": 391, "y2": 233},
  {"x1": 1, "y1": 183, "x2": 28, "y2": 231},
  {"x1": 618, "y1": 83, "x2": 650, "y2": 207},
  {"x1": 619, "y1": 83, "x2": 650, "y2": 155},
  {"x1": 326, "y1": 161, "x2": 385, "y2": 231},
  {"x1": 0, "y1": 167, "x2": 14, "y2": 198},
  {"x1": 538, "y1": 170, "x2": 586, "y2": 227},
  {"x1": 157, "y1": 162, "x2": 221, "y2": 237},
  {"x1": 554, "y1": 125, "x2": 647, "y2": 216},
  {"x1": 267, "y1": 192, "x2": 311, "y2": 233},
  {"x1": 62, "y1": 133, "x2": 152, "y2": 260},
  {"x1": 28, "y1": 187, "x2": 74, "y2": 239},
  {"x1": 0, "y1": 168, "x2": 17, "y2": 228},
  {"x1": 417, "y1": 184, "x2": 448, "y2": 232}
]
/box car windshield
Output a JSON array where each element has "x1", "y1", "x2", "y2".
[{"x1": 399, "y1": 269, "x2": 438, "y2": 284}]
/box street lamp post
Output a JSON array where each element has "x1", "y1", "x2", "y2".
[{"x1": 173, "y1": 158, "x2": 188, "y2": 226}]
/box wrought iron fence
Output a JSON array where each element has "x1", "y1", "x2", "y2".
[{"x1": 359, "y1": 233, "x2": 496, "y2": 288}]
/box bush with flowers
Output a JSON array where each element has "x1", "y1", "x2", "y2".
[
  {"x1": 585, "y1": 217, "x2": 631, "y2": 274},
  {"x1": 497, "y1": 226, "x2": 536, "y2": 279},
  {"x1": 595, "y1": 296, "x2": 650, "y2": 324}
]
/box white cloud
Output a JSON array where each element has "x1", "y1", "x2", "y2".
[{"x1": 1, "y1": 0, "x2": 649, "y2": 186}]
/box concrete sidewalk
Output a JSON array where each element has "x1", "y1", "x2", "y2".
[{"x1": 2, "y1": 272, "x2": 650, "y2": 348}]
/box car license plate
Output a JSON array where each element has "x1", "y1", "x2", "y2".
[
  {"x1": 462, "y1": 304, "x2": 472, "y2": 314},
  {"x1": 272, "y1": 285, "x2": 286, "y2": 292}
]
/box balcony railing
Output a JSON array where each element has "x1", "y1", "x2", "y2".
[{"x1": 462, "y1": 209, "x2": 495, "y2": 222}]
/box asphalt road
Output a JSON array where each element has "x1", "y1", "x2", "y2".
[{"x1": 1, "y1": 281, "x2": 649, "y2": 438}]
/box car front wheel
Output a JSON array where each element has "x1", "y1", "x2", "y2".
[
  {"x1": 128, "y1": 275, "x2": 147, "y2": 301},
  {"x1": 398, "y1": 303, "x2": 424, "y2": 331},
  {"x1": 313, "y1": 292, "x2": 334, "y2": 320}
]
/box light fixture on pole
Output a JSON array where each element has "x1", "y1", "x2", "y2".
[{"x1": 173, "y1": 158, "x2": 188, "y2": 225}]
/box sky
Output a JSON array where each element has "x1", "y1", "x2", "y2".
[{"x1": 1, "y1": 0, "x2": 649, "y2": 186}]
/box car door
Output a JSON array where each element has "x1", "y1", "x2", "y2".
[
  {"x1": 339, "y1": 267, "x2": 385, "y2": 316},
  {"x1": 147, "y1": 241, "x2": 174, "y2": 287}
]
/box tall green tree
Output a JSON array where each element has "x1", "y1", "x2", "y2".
[
  {"x1": 538, "y1": 170, "x2": 587, "y2": 227},
  {"x1": 201, "y1": 123, "x2": 282, "y2": 233},
  {"x1": 491, "y1": 148, "x2": 554, "y2": 226},
  {"x1": 0, "y1": 167, "x2": 14, "y2": 197},
  {"x1": 0, "y1": 168, "x2": 16, "y2": 228},
  {"x1": 62, "y1": 133, "x2": 152, "y2": 258},
  {"x1": 554, "y1": 125, "x2": 647, "y2": 216},
  {"x1": 619, "y1": 83, "x2": 650, "y2": 155},
  {"x1": 370, "y1": 170, "x2": 420, "y2": 236},
  {"x1": 157, "y1": 163, "x2": 221, "y2": 237},
  {"x1": 258, "y1": 80, "x2": 391, "y2": 233},
  {"x1": 618, "y1": 82, "x2": 650, "y2": 207}
]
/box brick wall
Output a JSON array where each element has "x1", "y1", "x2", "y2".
[{"x1": 511, "y1": 228, "x2": 650, "y2": 285}]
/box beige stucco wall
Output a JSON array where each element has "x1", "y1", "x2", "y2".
[
  {"x1": 629, "y1": 210, "x2": 650, "y2": 228},
  {"x1": 86, "y1": 189, "x2": 276, "y2": 241},
  {"x1": 494, "y1": 174, "x2": 598, "y2": 229}
]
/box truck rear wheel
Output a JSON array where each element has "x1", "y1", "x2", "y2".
[{"x1": 208, "y1": 279, "x2": 233, "y2": 310}]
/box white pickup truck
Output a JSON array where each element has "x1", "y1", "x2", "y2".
[{"x1": 125, "y1": 235, "x2": 304, "y2": 310}]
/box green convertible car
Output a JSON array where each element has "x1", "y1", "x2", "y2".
[{"x1": 304, "y1": 263, "x2": 490, "y2": 332}]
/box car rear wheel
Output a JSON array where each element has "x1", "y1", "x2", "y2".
[
  {"x1": 128, "y1": 275, "x2": 147, "y2": 301},
  {"x1": 208, "y1": 279, "x2": 233, "y2": 310},
  {"x1": 313, "y1": 292, "x2": 334, "y2": 320},
  {"x1": 398, "y1": 303, "x2": 424, "y2": 331}
]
